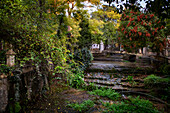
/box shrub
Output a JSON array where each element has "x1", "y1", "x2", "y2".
[
  {"x1": 0, "y1": 50, "x2": 6, "y2": 64},
  {"x1": 103, "y1": 96, "x2": 159, "y2": 113},
  {"x1": 74, "y1": 47, "x2": 93, "y2": 71},
  {"x1": 89, "y1": 88, "x2": 120, "y2": 100},
  {"x1": 160, "y1": 64, "x2": 170, "y2": 75},
  {"x1": 69, "y1": 71, "x2": 85, "y2": 89},
  {"x1": 144, "y1": 74, "x2": 170, "y2": 87},
  {"x1": 0, "y1": 64, "x2": 11, "y2": 75},
  {"x1": 67, "y1": 99, "x2": 95, "y2": 112}
]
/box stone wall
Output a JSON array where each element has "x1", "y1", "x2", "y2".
[{"x1": 0, "y1": 76, "x2": 8, "y2": 112}]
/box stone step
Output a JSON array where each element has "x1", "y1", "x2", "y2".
[
  {"x1": 85, "y1": 75, "x2": 144, "y2": 83},
  {"x1": 94, "y1": 58, "x2": 123, "y2": 62},
  {"x1": 84, "y1": 76, "x2": 108, "y2": 81},
  {"x1": 85, "y1": 82, "x2": 149, "y2": 93},
  {"x1": 121, "y1": 82, "x2": 145, "y2": 88},
  {"x1": 85, "y1": 78, "x2": 145, "y2": 88},
  {"x1": 85, "y1": 79, "x2": 118, "y2": 86},
  {"x1": 121, "y1": 78, "x2": 144, "y2": 83},
  {"x1": 86, "y1": 83, "x2": 128, "y2": 91}
]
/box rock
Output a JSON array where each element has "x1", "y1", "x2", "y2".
[
  {"x1": 0, "y1": 78, "x2": 8, "y2": 112},
  {"x1": 129, "y1": 55, "x2": 136, "y2": 62}
]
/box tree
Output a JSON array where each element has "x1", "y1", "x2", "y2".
[
  {"x1": 118, "y1": 9, "x2": 166, "y2": 54},
  {"x1": 91, "y1": 5, "x2": 121, "y2": 49},
  {"x1": 145, "y1": 0, "x2": 170, "y2": 35}
]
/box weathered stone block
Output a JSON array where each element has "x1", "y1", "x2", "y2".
[{"x1": 0, "y1": 78, "x2": 8, "y2": 112}]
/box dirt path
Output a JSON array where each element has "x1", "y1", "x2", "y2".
[
  {"x1": 26, "y1": 83, "x2": 102, "y2": 113},
  {"x1": 26, "y1": 82, "x2": 169, "y2": 113}
]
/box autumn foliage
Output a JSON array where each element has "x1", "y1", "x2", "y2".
[{"x1": 118, "y1": 9, "x2": 166, "y2": 53}]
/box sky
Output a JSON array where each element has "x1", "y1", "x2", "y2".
[{"x1": 82, "y1": 0, "x2": 147, "y2": 14}]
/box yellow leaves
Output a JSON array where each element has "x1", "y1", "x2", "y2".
[
  {"x1": 89, "y1": 19, "x2": 104, "y2": 35},
  {"x1": 67, "y1": 17, "x2": 81, "y2": 39},
  {"x1": 115, "y1": 22, "x2": 120, "y2": 29},
  {"x1": 106, "y1": 11, "x2": 121, "y2": 20},
  {"x1": 87, "y1": 0, "x2": 101, "y2": 5}
]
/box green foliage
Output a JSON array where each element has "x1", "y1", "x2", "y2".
[
  {"x1": 103, "y1": 96, "x2": 159, "y2": 113},
  {"x1": 9, "y1": 102, "x2": 21, "y2": 113},
  {"x1": 78, "y1": 14, "x2": 92, "y2": 48},
  {"x1": 160, "y1": 64, "x2": 170, "y2": 75},
  {"x1": 0, "y1": 49, "x2": 6, "y2": 64},
  {"x1": 67, "y1": 99, "x2": 95, "y2": 112},
  {"x1": 89, "y1": 88, "x2": 120, "y2": 100},
  {"x1": 0, "y1": 64, "x2": 11, "y2": 75},
  {"x1": 118, "y1": 9, "x2": 166, "y2": 53},
  {"x1": 127, "y1": 75, "x2": 133, "y2": 81},
  {"x1": 84, "y1": 82, "x2": 97, "y2": 91},
  {"x1": 69, "y1": 71, "x2": 85, "y2": 89},
  {"x1": 74, "y1": 48, "x2": 93, "y2": 71},
  {"x1": 144, "y1": 74, "x2": 170, "y2": 88},
  {"x1": 91, "y1": 6, "x2": 121, "y2": 47},
  {"x1": 127, "y1": 75, "x2": 136, "y2": 85}
]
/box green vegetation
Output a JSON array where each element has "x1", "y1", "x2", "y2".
[
  {"x1": 67, "y1": 99, "x2": 95, "y2": 112},
  {"x1": 89, "y1": 88, "x2": 120, "y2": 100},
  {"x1": 84, "y1": 82, "x2": 98, "y2": 91},
  {"x1": 160, "y1": 64, "x2": 170, "y2": 75},
  {"x1": 0, "y1": 0, "x2": 169, "y2": 112},
  {"x1": 103, "y1": 96, "x2": 159, "y2": 113},
  {"x1": 127, "y1": 75, "x2": 136, "y2": 85},
  {"x1": 0, "y1": 64, "x2": 11, "y2": 75},
  {"x1": 74, "y1": 47, "x2": 93, "y2": 71},
  {"x1": 69, "y1": 72, "x2": 85, "y2": 89},
  {"x1": 118, "y1": 9, "x2": 166, "y2": 53},
  {"x1": 144, "y1": 74, "x2": 170, "y2": 88}
]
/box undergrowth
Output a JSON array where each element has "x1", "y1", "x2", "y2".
[
  {"x1": 89, "y1": 88, "x2": 121, "y2": 100},
  {"x1": 103, "y1": 96, "x2": 159, "y2": 113},
  {"x1": 67, "y1": 99, "x2": 95, "y2": 112}
]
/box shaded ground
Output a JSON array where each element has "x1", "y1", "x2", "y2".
[
  {"x1": 26, "y1": 80, "x2": 169, "y2": 113},
  {"x1": 26, "y1": 82, "x2": 101, "y2": 113}
]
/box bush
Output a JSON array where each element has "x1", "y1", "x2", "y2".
[
  {"x1": 74, "y1": 47, "x2": 93, "y2": 71},
  {"x1": 69, "y1": 71, "x2": 85, "y2": 89},
  {"x1": 160, "y1": 64, "x2": 170, "y2": 75},
  {"x1": 0, "y1": 50, "x2": 6, "y2": 64},
  {"x1": 89, "y1": 88, "x2": 120, "y2": 100},
  {"x1": 144, "y1": 74, "x2": 170, "y2": 87},
  {"x1": 103, "y1": 96, "x2": 159, "y2": 113},
  {"x1": 67, "y1": 99, "x2": 95, "y2": 112},
  {"x1": 0, "y1": 64, "x2": 11, "y2": 75}
]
